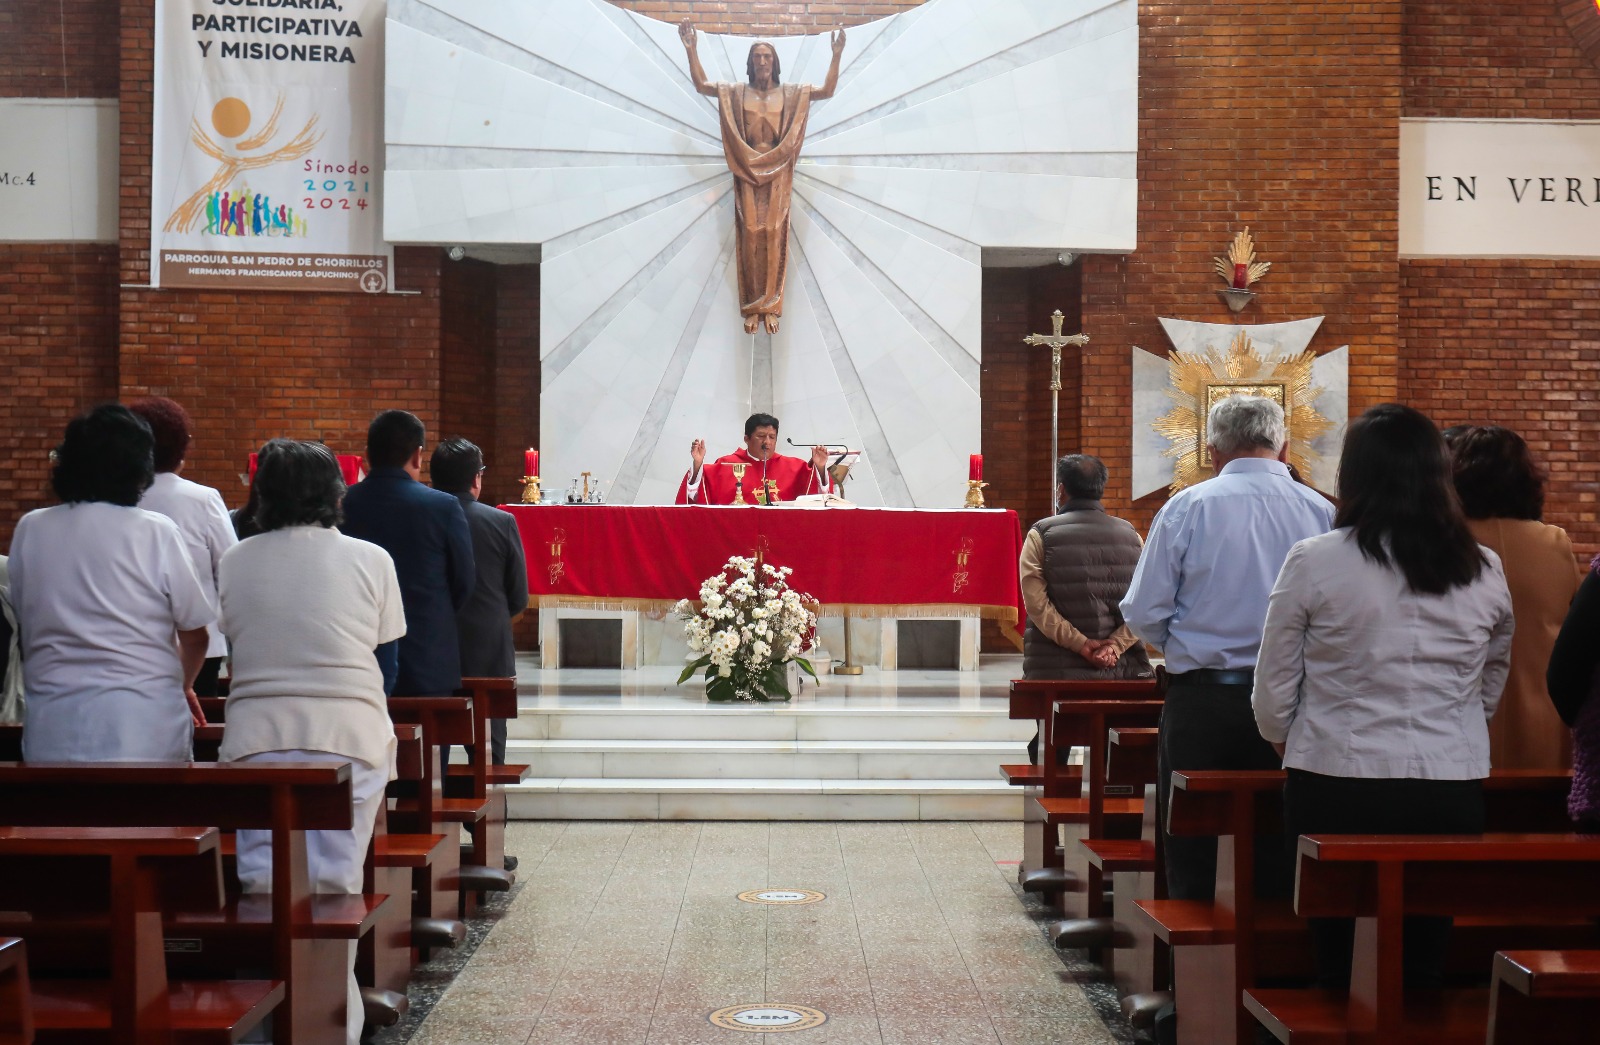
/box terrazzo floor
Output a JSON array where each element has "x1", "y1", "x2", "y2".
[{"x1": 378, "y1": 820, "x2": 1137, "y2": 1045}]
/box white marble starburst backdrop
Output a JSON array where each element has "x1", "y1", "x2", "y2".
[{"x1": 385, "y1": 0, "x2": 1137, "y2": 505}]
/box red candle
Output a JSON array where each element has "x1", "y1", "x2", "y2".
[
  {"x1": 525, "y1": 448, "x2": 538, "y2": 477},
  {"x1": 969, "y1": 454, "x2": 982, "y2": 482},
  {"x1": 1232, "y1": 262, "x2": 1248, "y2": 290}
]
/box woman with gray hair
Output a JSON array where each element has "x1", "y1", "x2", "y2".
[{"x1": 217, "y1": 439, "x2": 404, "y2": 1045}]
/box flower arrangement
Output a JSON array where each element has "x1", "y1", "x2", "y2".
[{"x1": 675, "y1": 554, "x2": 819, "y2": 702}]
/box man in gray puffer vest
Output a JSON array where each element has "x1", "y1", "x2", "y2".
[{"x1": 1020, "y1": 455, "x2": 1152, "y2": 761}]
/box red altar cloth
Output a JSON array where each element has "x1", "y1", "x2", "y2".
[{"x1": 502, "y1": 505, "x2": 1027, "y2": 646}]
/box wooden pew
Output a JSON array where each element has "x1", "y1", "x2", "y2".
[
  {"x1": 189, "y1": 723, "x2": 433, "y2": 1027},
  {"x1": 1077, "y1": 727, "x2": 1163, "y2": 994},
  {"x1": 386, "y1": 697, "x2": 513, "y2": 912},
  {"x1": 0, "y1": 762, "x2": 376, "y2": 1045},
  {"x1": 0, "y1": 937, "x2": 31, "y2": 1045},
  {"x1": 0, "y1": 825, "x2": 282, "y2": 1043},
  {"x1": 444, "y1": 677, "x2": 527, "y2": 875},
  {"x1": 1488, "y1": 950, "x2": 1600, "y2": 1045},
  {"x1": 448, "y1": 676, "x2": 531, "y2": 788},
  {"x1": 1008, "y1": 679, "x2": 1159, "y2": 899},
  {"x1": 1033, "y1": 693, "x2": 1163, "y2": 918},
  {"x1": 1138, "y1": 769, "x2": 1579, "y2": 1045},
  {"x1": 1245, "y1": 834, "x2": 1600, "y2": 1044}
]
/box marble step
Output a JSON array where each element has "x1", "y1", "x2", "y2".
[
  {"x1": 510, "y1": 707, "x2": 1031, "y2": 743},
  {"x1": 504, "y1": 738, "x2": 1025, "y2": 781},
  {"x1": 504, "y1": 777, "x2": 1020, "y2": 821}
]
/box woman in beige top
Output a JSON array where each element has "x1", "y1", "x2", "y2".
[{"x1": 1448, "y1": 425, "x2": 1584, "y2": 769}]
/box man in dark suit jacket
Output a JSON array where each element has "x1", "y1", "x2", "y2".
[
  {"x1": 342, "y1": 410, "x2": 474, "y2": 697},
  {"x1": 431, "y1": 438, "x2": 528, "y2": 765}
]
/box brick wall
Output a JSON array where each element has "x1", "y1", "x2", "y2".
[
  {"x1": 1401, "y1": 261, "x2": 1600, "y2": 555},
  {"x1": 0, "y1": 0, "x2": 118, "y2": 97},
  {"x1": 1399, "y1": 0, "x2": 1600, "y2": 558},
  {"x1": 440, "y1": 258, "x2": 499, "y2": 469},
  {"x1": 0, "y1": 246, "x2": 120, "y2": 543},
  {"x1": 0, "y1": 1, "x2": 122, "y2": 545}
]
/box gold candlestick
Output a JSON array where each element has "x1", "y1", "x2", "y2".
[
  {"x1": 730, "y1": 463, "x2": 749, "y2": 505},
  {"x1": 520, "y1": 476, "x2": 542, "y2": 504},
  {"x1": 963, "y1": 480, "x2": 988, "y2": 508},
  {"x1": 580, "y1": 471, "x2": 592, "y2": 503}
]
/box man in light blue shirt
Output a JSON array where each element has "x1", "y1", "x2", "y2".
[{"x1": 1121, "y1": 394, "x2": 1335, "y2": 900}]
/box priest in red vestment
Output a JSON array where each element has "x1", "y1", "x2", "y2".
[{"x1": 675, "y1": 413, "x2": 832, "y2": 504}]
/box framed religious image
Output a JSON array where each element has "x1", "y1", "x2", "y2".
[{"x1": 1198, "y1": 383, "x2": 1286, "y2": 467}]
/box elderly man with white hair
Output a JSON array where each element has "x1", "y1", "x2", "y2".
[{"x1": 1121, "y1": 394, "x2": 1335, "y2": 902}]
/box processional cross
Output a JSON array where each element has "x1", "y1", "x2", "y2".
[{"x1": 1023, "y1": 310, "x2": 1090, "y2": 513}]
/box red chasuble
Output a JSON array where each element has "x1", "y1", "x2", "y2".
[{"x1": 674, "y1": 449, "x2": 829, "y2": 505}]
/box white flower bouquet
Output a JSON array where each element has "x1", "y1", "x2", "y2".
[{"x1": 675, "y1": 555, "x2": 819, "y2": 702}]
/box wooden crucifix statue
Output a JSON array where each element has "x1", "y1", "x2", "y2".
[
  {"x1": 1023, "y1": 310, "x2": 1090, "y2": 513},
  {"x1": 680, "y1": 21, "x2": 846, "y2": 335}
]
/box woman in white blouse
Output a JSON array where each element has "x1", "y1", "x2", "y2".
[
  {"x1": 1252, "y1": 403, "x2": 1513, "y2": 990},
  {"x1": 218, "y1": 439, "x2": 404, "y2": 1045},
  {"x1": 12, "y1": 405, "x2": 214, "y2": 761}
]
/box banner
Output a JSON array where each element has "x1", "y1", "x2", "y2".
[
  {"x1": 1400, "y1": 117, "x2": 1600, "y2": 259},
  {"x1": 0, "y1": 99, "x2": 118, "y2": 243},
  {"x1": 151, "y1": 0, "x2": 392, "y2": 292}
]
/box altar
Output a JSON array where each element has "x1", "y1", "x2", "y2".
[{"x1": 503, "y1": 505, "x2": 1026, "y2": 671}]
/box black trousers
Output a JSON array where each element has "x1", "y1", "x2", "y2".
[
  {"x1": 1283, "y1": 769, "x2": 1485, "y2": 990},
  {"x1": 193, "y1": 656, "x2": 225, "y2": 698},
  {"x1": 1157, "y1": 680, "x2": 1291, "y2": 902}
]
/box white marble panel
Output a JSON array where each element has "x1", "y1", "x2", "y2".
[
  {"x1": 1309, "y1": 346, "x2": 1350, "y2": 493},
  {"x1": 816, "y1": 39, "x2": 1138, "y2": 158},
  {"x1": 385, "y1": 23, "x2": 716, "y2": 158},
  {"x1": 633, "y1": 266, "x2": 752, "y2": 504},
  {"x1": 814, "y1": 0, "x2": 1132, "y2": 136},
  {"x1": 1130, "y1": 345, "x2": 1175, "y2": 500},
  {"x1": 387, "y1": 164, "x2": 723, "y2": 247},
  {"x1": 540, "y1": 189, "x2": 722, "y2": 353},
  {"x1": 543, "y1": 711, "x2": 797, "y2": 742},
  {"x1": 419, "y1": 0, "x2": 720, "y2": 134},
  {"x1": 798, "y1": 183, "x2": 980, "y2": 357},
  {"x1": 768, "y1": 279, "x2": 887, "y2": 508},
  {"x1": 801, "y1": 164, "x2": 1133, "y2": 251},
  {"x1": 603, "y1": 751, "x2": 859, "y2": 779}
]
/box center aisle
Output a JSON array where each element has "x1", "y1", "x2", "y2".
[{"x1": 399, "y1": 821, "x2": 1128, "y2": 1045}]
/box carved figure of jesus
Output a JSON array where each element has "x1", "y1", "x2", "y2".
[{"x1": 680, "y1": 21, "x2": 845, "y2": 334}]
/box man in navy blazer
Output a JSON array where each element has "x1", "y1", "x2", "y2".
[
  {"x1": 430, "y1": 437, "x2": 528, "y2": 764},
  {"x1": 343, "y1": 410, "x2": 475, "y2": 697}
]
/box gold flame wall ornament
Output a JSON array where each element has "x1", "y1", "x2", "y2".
[
  {"x1": 1212, "y1": 228, "x2": 1271, "y2": 312},
  {"x1": 1153, "y1": 329, "x2": 1333, "y2": 494}
]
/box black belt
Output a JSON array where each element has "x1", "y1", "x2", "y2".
[{"x1": 1169, "y1": 668, "x2": 1254, "y2": 687}]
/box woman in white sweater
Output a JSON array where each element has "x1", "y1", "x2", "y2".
[
  {"x1": 217, "y1": 439, "x2": 404, "y2": 1045},
  {"x1": 1252, "y1": 404, "x2": 1513, "y2": 991}
]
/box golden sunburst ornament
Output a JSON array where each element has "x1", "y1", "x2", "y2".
[{"x1": 1153, "y1": 329, "x2": 1333, "y2": 494}]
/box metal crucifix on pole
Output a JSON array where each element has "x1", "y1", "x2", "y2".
[{"x1": 1023, "y1": 310, "x2": 1090, "y2": 515}]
